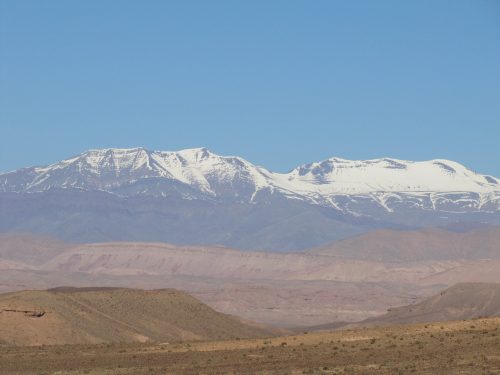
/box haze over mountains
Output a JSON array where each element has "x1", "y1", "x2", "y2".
[
  {"x1": 1, "y1": 228, "x2": 499, "y2": 327},
  {"x1": 1, "y1": 147, "x2": 499, "y2": 328},
  {"x1": 1, "y1": 148, "x2": 499, "y2": 328},
  {"x1": 304, "y1": 283, "x2": 500, "y2": 331},
  {"x1": 358, "y1": 283, "x2": 500, "y2": 327},
  {"x1": 309, "y1": 226, "x2": 500, "y2": 262},
  {"x1": 1, "y1": 148, "x2": 499, "y2": 250}
]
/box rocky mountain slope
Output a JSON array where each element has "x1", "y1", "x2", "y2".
[
  {"x1": 0, "y1": 287, "x2": 274, "y2": 346},
  {"x1": 1, "y1": 147, "x2": 498, "y2": 211},
  {"x1": 0, "y1": 231, "x2": 498, "y2": 327},
  {"x1": 38, "y1": 241, "x2": 459, "y2": 283},
  {"x1": 1, "y1": 148, "x2": 499, "y2": 249},
  {"x1": 359, "y1": 283, "x2": 500, "y2": 326},
  {"x1": 309, "y1": 226, "x2": 500, "y2": 262}
]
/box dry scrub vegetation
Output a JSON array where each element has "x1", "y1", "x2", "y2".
[{"x1": 1, "y1": 317, "x2": 499, "y2": 374}]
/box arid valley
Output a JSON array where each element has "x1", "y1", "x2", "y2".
[
  {"x1": 1, "y1": 229, "x2": 500, "y2": 374},
  {"x1": 2, "y1": 2, "x2": 500, "y2": 372}
]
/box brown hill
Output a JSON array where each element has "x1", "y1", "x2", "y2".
[
  {"x1": 359, "y1": 283, "x2": 500, "y2": 326},
  {"x1": 0, "y1": 287, "x2": 275, "y2": 346},
  {"x1": 418, "y1": 260, "x2": 500, "y2": 285},
  {"x1": 309, "y1": 226, "x2": 500, "y2": 262},
  {"x1": 1, "y1": 231, "x2": 499, "y2": 329},
  {"x1": 40, "y1": 241, "x2": 458, "y2": 283}
]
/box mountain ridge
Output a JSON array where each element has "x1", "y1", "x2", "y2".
[
  {"x1": 359, "y1": 283, "x2": 500, "y2": 326},
  {"x1": 308, "y1": 226, "x2": 500, "y2": 262},
  {"x1": 1, "y1": 147, "x2": 498, "y2": 213},
  {"x1": 1, "y1": 148, "x2": 499, "y2": 250}
]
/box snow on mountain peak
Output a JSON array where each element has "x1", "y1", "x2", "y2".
[
  {"x1": 282, "y1": 155, "x2": 497, "y2": 195},
  {"x1": 0, "y1": 148, "x2": 498, "y2": 212}
]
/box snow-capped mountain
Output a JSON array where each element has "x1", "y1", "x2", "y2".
[
  {"x1": 1, "y1": 147, "x2": 499, "y2": 250},
  {"x1": 1, "y1": 147, "x2": 499, "y2": 213},
  {"x1": 279, "y1": 157, "x2": 499, "y2": 213},
  {"x1": 0, "y1": 147, "x2": 270, "y2": 201}
]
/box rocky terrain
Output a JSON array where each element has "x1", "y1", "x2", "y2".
[
  {"x1": 0, "y1": 230, "x2": 498, "y2": 327},
  {"x1": 358, "y1": 283, "x2": 500, "y2": 326},
  {"x1": 1, "y1": 317, "x2": 499, "y2": 374},
  {"x1": 306, "y1": 282, "x2": 500, "y2": 331},
  {"x1": 1, "y1": 148, "x2": 499, "y2": 250},
  {"x1": 1, "y1": 279, "x2": 500, "y2": 373},
  {"x1": 309, "y1": 226, "x2": 500, "y2": 262},
  {"x1": 2, "y1": 283, "x2": 500, "y2": 373},
  {"x1": 0, "y1": 287, "x2": 274, "y2": 346}
]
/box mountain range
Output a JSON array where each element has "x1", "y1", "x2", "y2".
[
  {"x1": 1, "y1": 147, "x2": 499, "y2": 250},
  {"x1": 1, "y1": 229, "x2": 499, "y2": 327}
]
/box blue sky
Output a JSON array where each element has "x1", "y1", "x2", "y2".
[{"x1": 1, "y1": 1, "x2": 499, "y2": 175}]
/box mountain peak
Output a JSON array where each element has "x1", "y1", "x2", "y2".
[
  {"x1": 84, "y1": 147, "x2": 150, "y2": 154},
  {"x1": 0, "y1": 148, "x2": 498, "y2": 213},
  {"x1": 176, "y1": 147, "x2": 215, "y2": 161}
]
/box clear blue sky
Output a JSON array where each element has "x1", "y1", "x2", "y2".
[{"x1": 1, "y1": 1, "x2": 499, "y2": 175}]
